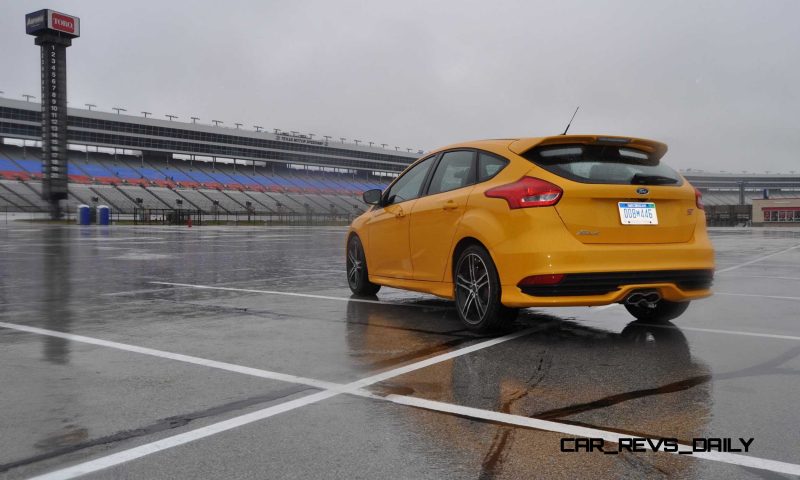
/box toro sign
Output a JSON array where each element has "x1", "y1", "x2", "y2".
[{"x1": 25, "y1": 9, "x2": 80, "y2": 37}]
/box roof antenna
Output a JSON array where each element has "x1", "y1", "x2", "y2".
[{"x1": 561, "y1": 106, "x2": 580, "y2": 135}]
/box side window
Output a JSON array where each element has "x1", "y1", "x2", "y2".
[
  {"x1": 384, "y1": 155, "x2": 436, "y2": 205},
  {"x1": 478, "y1": 152, "x2": 509, "y2": 182},
  {"x1": 427, "y1": 150, "x2": 475, "y2": 195}
]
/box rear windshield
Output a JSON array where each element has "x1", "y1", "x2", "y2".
[{"x1": 523, "y1": 144, "x2": 683, "y2": 186}]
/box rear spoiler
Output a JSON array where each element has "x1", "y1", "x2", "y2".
[{"x1": 508, "y1": 135, "x2": 668, "y2": 162}]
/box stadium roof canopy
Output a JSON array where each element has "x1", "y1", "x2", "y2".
[
  {"x1": 2, "y1": 97, "x2": 799, "y2": 187},
  {"x1": 0, "y1": 97, "x2": 418, "y2": 174}
]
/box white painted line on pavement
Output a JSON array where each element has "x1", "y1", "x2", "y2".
[
  {"x1": 0, "y1": 322, "x2": 337, "y2": 391},
  {"x1": 147, "y1": 281, "x2": 439, "y2": 308},
  {"x1": 5, "y1": 321, "x2": 798, "y2": 478},
  {"x1": 679, "y1": 326, "x2": 800, "y2": 342},
  {"x1": 10, "y1": 323, "x2": 532, "y2": 480},
  {"x1": 716, "y1": 243, "x2": 800, "y2": 274},
  {"x1": 717, "y1": 275, "x2": 800, "y2": 282},
  {"x1": 371, "y1": 393, "x2": 800, "y2": 476},
  {"x1": 714, "y1": 292, "x2": 800, "y2": 302},
  {"x1": 27, "y1": 390, "x2": 341, "y2": 480}
]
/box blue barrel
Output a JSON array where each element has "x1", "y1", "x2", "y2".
[
  {"x1": 77, "y1": 204, "x2": 91, "y2": 225},
  {"x1": 97, "y1": 205, "x2": 111, "y2": 225}
]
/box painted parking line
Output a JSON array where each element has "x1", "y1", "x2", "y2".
[
  {"x1": 6, "y1": 323, "x2": 532, "y2": 480},
  {"x1": 0, "y1": 322, "x2": 337, "y2": 391},
  {"x1": 369, "y1": 393, "x2": 800, "y2": 476},
  {"x1": 716, "y1": 243, "x2": 800, "y2": 274},
  {"x1": 147, "y1": 281, "x2": 439, "y2": 308},
  {"x1": 715, "y1": 292, "x2": 800, "y2": 302},
  {"x1": 586, "y1": 306, "x2": 800, "y2": 341},
  {"x1": 3, "y1": 321, "x2": 798, "y2": 478},
  {"x1": 103, "y1": 272, "x2": 343, "y2": 297}
]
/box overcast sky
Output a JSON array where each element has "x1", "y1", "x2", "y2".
[{"x1": 2, "y1": 0, "x2": 799, "y2": 172}]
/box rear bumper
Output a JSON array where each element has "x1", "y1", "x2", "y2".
[
  {"x1": 519, "y1": 269, "x2": 713, "y2": 296},
  {"x1": 489, "y1": 208, "x2": 715, "y2": 307},
  {"x1": 502, "y1": 282, "x2": 712, "y2": 308}
]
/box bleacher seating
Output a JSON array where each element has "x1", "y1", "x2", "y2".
[{"x1": 0, "y1": 144, "x2": 391, "y2": 215}]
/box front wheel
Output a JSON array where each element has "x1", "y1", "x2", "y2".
[
  {"x1": 453, "y1": 245, "x2": 515, "y2": 332},
  {"x1": 625, "y1": 299, "x2": 690, "y2": 323},
  {"x1": 347, "y1": 235, "x2": 381, "y2": 296}
]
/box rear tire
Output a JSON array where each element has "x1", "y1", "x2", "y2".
[
  {"x1": 347, "y1": 235, "x2": 381, "y2": 296},
  {"x1": 453, "y1": 245, "x2": 511, "y2": 332},
  {"x1": 624, "y1": 300, "x2": 690, "y2": 323}
]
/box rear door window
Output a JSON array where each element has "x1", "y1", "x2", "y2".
[{"x1": 524, "y1": 144, "x2": 683, "y2": 186}]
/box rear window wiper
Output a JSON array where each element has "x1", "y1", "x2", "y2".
[{"x1": 630, "y1": 173, "x2": 678, "y2": 185}]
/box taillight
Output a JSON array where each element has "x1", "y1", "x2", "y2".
[
  {"x1": 518, "y1": 274, "x2": 565, "y2": 286},
  {"x1": 485, "y1": 177, "x2": 562, "y2": 209},
  {"x1": 695, "y1": 188, "x2": 705, "y2": 211}
]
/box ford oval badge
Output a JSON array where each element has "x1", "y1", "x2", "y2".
[{"x1": 636, "y1": 187, "x2": 649, "y2": 195}]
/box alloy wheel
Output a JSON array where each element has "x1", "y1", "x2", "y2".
[{"x1": 455, "y1": 252, "x2": 491, "y2": 325}]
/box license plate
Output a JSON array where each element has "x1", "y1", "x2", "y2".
[{"x1": 618, "y1": 202, "x2": 658, "y2": 225}]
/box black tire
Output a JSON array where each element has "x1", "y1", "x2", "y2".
[
  {"x1": 624, "y1": 299, "x2": 690, "y2": 323},
  {"x1": 347, "y1": 235, "x2": 381, "y2": 296},
  {"x1": 453, "y1": 245, "x2": 512, "y2": 332}
]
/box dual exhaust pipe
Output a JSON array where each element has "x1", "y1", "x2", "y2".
[{"x1": 625, "y1": 290, "x2": 662, "y2": 309}]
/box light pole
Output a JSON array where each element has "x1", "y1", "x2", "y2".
[
  {"x1": 22, "y1": 94, "x2": 35, "y2": 102},
  {"x1": 290, "y1": 131, "x2": 298, "y2": 136},
  {"x1": 381, "y1": 143, "x2": 388, "y2": 149},
  {"x1": 274, "y1": 128, "x2": 281, "y2": 134},
  {"x1": 354, "y1": 140, "x2": 361, "y2": 146},
  {"x1": 141, "y1": 111, "x2": 151, "y2": 118},
  {"x1": 254, "y1": 125, "x2": 263, "y2": 132},
  {"x1": 85, "y1": 103, "x2": 96, "y2": 111},
  {"x1": 112, "y1": 107, "x2": 126, "y2": 115},
  {"x1": 340, "y1": 137, "x2": 346, "y2": 143},
  {"x1": 191, "y1": 116, "x2": 199, "y2": 124},
  {"x1": 235, "y1": 123, "x2": 242, "y2": 129},
  {"x1": 368, "y1": 141, "x2": 374, "y2": 147},
  {"x1": 323, "y1": 135, "x2": 332, "y2": 143},
  {"x1": 212, "y1": 120, "x2": 223, "y2": 127},
  {"x1": 406, "y1": 148, "x2": 412, "y2": 152},
  {"x1": 308, "y1": 133, "x2": 315, "y2": 139},
  {"x1": 394, "y1": 146, "x2": 399, "y2": 151},
  {"x1": 165, "y1": 114, "x2": 178, "y2": 121}
]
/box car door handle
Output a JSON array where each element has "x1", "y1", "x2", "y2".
[{"x1": 442, "y1": 201, "x2": 459, "y2": 211}]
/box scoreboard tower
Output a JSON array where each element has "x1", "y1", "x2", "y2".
[{"x1": 25, "y1": 9, "x2": 81, "y2": 220}]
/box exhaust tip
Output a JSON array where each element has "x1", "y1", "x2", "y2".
[{"x1": 625, "y1": 290, "x2": 662, "y2": 309}]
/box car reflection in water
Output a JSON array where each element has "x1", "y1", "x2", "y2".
[{"x1": 345, "y1": 299, "x2": 711, "y2": 478}]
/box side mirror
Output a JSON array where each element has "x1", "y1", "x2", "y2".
[{"x1": 362, "y1": 189, "x2": 382, "y2": 206}]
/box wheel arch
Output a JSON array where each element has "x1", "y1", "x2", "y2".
[{"x1": 450, "y1": 236, "x2": 493, "y2": 283}]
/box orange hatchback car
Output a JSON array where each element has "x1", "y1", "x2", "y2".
[{"x1": 346, "y1": 135, "x2": 714, "y2": 331}]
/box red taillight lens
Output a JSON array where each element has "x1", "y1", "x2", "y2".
[
  {"x1": 518, "y1": 274, "x2": 565, "y2": 286},
  {"x1": 695, "y1": 188, "x2": 705, "y2": 211},
  {"x1": 485, "y1": 177, "x2": 563, "y2": 209}
]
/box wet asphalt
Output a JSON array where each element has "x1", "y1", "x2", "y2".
[{"x1": 0, "y1": 224, "x2": 798, "y2": 479}]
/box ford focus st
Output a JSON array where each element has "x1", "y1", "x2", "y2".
[{"x1": 346, "y1": 135, "x2": 714, "y2": 331}]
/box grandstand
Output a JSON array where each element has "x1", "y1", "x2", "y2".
[
  {"x1": 0, "y1": 97, "x2": 414, "y2": 219},
  {"x1": 2, "y1": 96, "x2": 799, "y2": 225}
]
